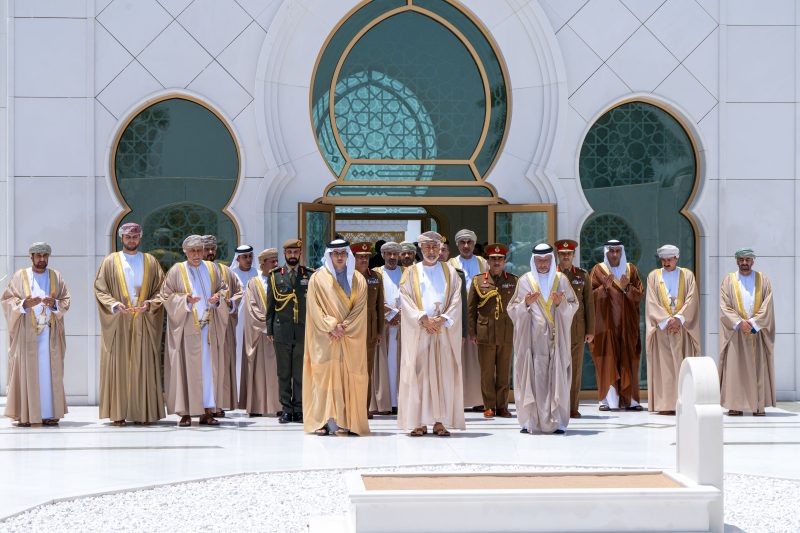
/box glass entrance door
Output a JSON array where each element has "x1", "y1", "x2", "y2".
[
  {"x1": 488, "y1": 204, "x2": 556, "y2": 276},
  {"x1": 298, "y1": 203, "x2": 335, "y2": 269}
]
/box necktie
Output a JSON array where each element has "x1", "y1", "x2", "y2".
[{"x1": 289, "y1": 268, "x2": 296, "y2": 286}]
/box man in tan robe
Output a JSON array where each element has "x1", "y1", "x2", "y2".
[
  {"x1": 719, "y1": 248, "x2": 775, "y2": 416},
  {"x1": 448, "y1": 228, "x2": 488, "y2": 411},
  {"x1": 589, "y1": 239, "x2": 644, "y2": 411},
  {"x1": 94, "y1": 223, "x2": 165, "y2": 426},
  {"x1": 242, "y1": 248, "x2": 281, "y2": 416},
  {"x1": 371, "y1": 241, "x2": 404, "y2": 415},
  {"x1": 203, "y1": 235, "x2": 243, "y2": 416},
  {"x1": 352, "y1": 242, "x2": 383, "y2": 420},
  {"x1": 161, "y1": 235, "x2": 229, "y2": 427},
  {"x1": 303, "y1": 239, "x2": 369, "y2": 436},
  {"x1": 645, "y1": 244, "x2": 700, "y2": 415},
  {"x1": 2, "y1": 242, "x2": 71, "y2": 427},
  {"x1": 508, "y1": 244, "x2": 577, "y2": 434},
  {"x1": 398, "y1": 231, "x2": 464, "y2": 437}
]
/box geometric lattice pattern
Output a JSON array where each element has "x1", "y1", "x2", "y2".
[
  {"x1": 143, "y1": 203, "x2": 224, "y2": 272},
  {"x1": 115, "y1": 106, "x2": 170, "y2": 179},
  {"x1": 579, "y1": 213, "x2": 642, "y2": 271}
]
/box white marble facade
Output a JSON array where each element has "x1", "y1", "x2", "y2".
[{"x1": 1, "y1": 0, "x2": 798, "y2": 403}]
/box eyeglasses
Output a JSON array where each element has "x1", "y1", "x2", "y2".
[{"x1": 331, "y1": 250, "x2": 349, "y2": 257}]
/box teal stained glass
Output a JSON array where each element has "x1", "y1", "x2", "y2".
[
  {"x1": 327, "y1": 184, "x2": 493, "y2": 198},
  {"x1": 494, "y1": 212, "x2": 549, "y2": 277},
  {"x1": 579, "y1": 101, "x2": 697, "y2": 390},
  {"x1": 114, "y1": 98, "x2": 239, "y2": 271},
  {"x1": 312, "y1": 0, "x2": 508, "y2": 192}
]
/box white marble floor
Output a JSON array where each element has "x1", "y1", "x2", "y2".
[{"x1": 1, "y1": 402, "x2": 798, "y2": 521}]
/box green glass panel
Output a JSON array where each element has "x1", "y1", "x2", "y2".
[
  {"x1": 327, "y1": 185, "x2": 493, "y2": 198},
  {"x1": 114, "y1": 98, "x2": 239, "y2": 270},
  {"x1": 305, "y1": 210, "x2": 332, "y2": 269},
  {"x1": 342, "y1": 163, "x2": 476, "y2": 181},
  {"x1": 494, "y1": 211, "x2": 549, "y2": 277},
  {"x1": 578, "y1": 102, "x2": 697, "y2": 391}
]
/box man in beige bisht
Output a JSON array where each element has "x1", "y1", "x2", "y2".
[
  {"x1": 644, "y1": 244, "x2": 700, "y2": 415},
  {"x1": 203, "y1": 235, "x2": 243, "y2": 417},
  {"x1": 2, "y1": 242, "x2": 71, "y2": 427},
  {"x1": 398, "y1": 231, "x2": 464, "y2": 437},
  {"x1": 161, "y1": 235, "x2": 229, "y2": 427},
  {"x1": 508, "y1": 244, "x2": 577, "y2": 434},
  {"x1": 371, "y1": 241, "x2": 404, "y2": 415},
  {"x1": 399, "y1": 241, "x2": 417, "y2": 268},
  {"x1": 94, "y1": 223, "x2": 165, "y2": 426},
  {"x1": 241, "y1": 248, "x2": 281, "y2": 417},
  {"x1": 303, "y1": 239, "x2": 369, "y2": 436},
  {"x1": 448, "y1": 228, "x2": 487, "y2": 411},
  {"x1": 719, "y1": 248, "x2": 775, "y2": 416}
]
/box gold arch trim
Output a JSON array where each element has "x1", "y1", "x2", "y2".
[
  {"x1": 309, "y1": 0, "x2": 511, "y2": 196},
  {"x1": 109, "y1": 94, "x2": 242, "y2": 253},
  {"x1": 580, "y1": 98, "x2": 702, "y2": 280}
]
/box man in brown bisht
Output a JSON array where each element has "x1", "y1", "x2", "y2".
[
  {"x1": 203, "y1": 235, "x2": 243, "y2": 417},
  {"x1": 2, "y1": 242, "x2": 71, "y2": 427},
  {"x1": 719, "y1": 248, "x2": 775, "y2": 416},
  {"x1": 161, "y1": 235, "x2": 229, "y2": 427},
  {"x1": 467, "y1": 243, "x2": 517, "y2": 419},
  {"x1": 449, "y1": 228, "x2": 488, "y2": 411},
  {"x1": 645, "y1": 245, "x2": 700, "y2": 415},
  {"x1": 398, "y1": 231, "x2": 464, "y2": 437},
  {"x1": 94, "y1": 223, "x2": 165, "y2": 426},
  {"x1": 241, "y1": 248, "x2": 281, "y2": 417},
  {"x1": 352, "y1": 242, "x2": 384, "y2": 420},
  {"x1": 508, "y1": 244, "x2": 578, "y2": 434},
  {"x1": 371, "y1": 241, "x2": 404, "y2": 415},
  {"x1": 303, "y1": 239, "x2": 369, "y2": 436},
  {"x1": 554, "y1": 239, "x2": 594, "y2": 419},
  {"x1": 589, "y1": 239, "x2": 644, "y2": 411}
]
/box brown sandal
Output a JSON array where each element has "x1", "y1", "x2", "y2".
[
  {"x1": 14, "y1": 422, "x2": 31, "y2": 428},
  {"x1": 111, "y1": 420, "x2": 127, "y2": 427},
  {"x1": 408, "y1": 426, "x2": 427, "y2": 437},
  {"x1": 178, "y1": 416, "x2": 192, "y2": 427},
  {"x1": 199, "y1": 415, "x2": 219, "y2": 426},
  {"x1": 314, "y1": 425, "x2": 331, "y2": 436},
  {"x1": 753, "y1": 411, "x2": 766, "y2": 417},
  {"x1": 432, "y1": 423, "x2": 450, "y2": 437},
  {"x1": 43, "y1": 419, "x2": 60, "y2": 426},
  {"x1": 727, "y1": 410, "x2": 743, "y2": 416},
  {"x1": 599, "y1": 405, "x2": 610, "y2": 411}
]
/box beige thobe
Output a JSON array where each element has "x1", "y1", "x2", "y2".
[
  {"x1": 508, "y1": 272, "x2": 577, "y2": 433},
  {"x1": 645, "y1": 267, "x2": 701, "y2": 412},
  {"x1": 2, "y1": 268, "x2": 71, "y2": 424},
  {"x1": 242, "y1": 276, "x2": 281, "y2": 415},
  {"x1": 449, "y1": 255, "x2": 487, "y2": 406},
  {"x1": 161, "y1": 261, "x2": 229, "y2": 416},
  {"x1": 397, "y1": 262, "x2": 465, "y2": 431},
  {"x1": 95, "y1": 252, "x2": 166, "y2": 423},
  {"x1": 302, "y1": 269, "x2": 369, "y2": 435},
  {"x1": 218, "y1": 264, "x2": 244, "y2": 410},
  {"x1": 719, "y1": 271, "x2": 775, "y2": 413}
]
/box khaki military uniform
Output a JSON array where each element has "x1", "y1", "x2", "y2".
[
  {"x1": 560, "y1": 265, "x2": 595, "y2": 412},
  {"x1": 467, "y1": 271, "x2": 518, "y2": 411},
  {"x1": 362, "y1": 268, "x2": 384, "y2": 410},
  {"x1": 266, "y1": 264, "x2": 313, "y2": 416}
]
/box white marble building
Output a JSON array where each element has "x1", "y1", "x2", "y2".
[{"x1": 1, "y1": 0, "x2": 798, "y2": 405}]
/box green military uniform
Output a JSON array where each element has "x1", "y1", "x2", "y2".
[
  {"x1": 266, "y1": 244, "x2": 314, "y2": 420},
  {"x1": 466, "y1": 245, "x2": 518, "y2": 415},
  {"x1": 555, "y1": 239, "x2": 595, "y2": 415}
]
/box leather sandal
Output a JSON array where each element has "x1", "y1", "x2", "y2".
[
  {"x1": 43, "y1": 419, "x2": 60, "y2": 426},
  {"x1": 409, "y1": 426, "x2": 427, "y2": 437},
  {"x1": 111, "y1": 420, "x2": 127, "y2": 427},
  {"x1": 199, "y1": 415, "x2": 219, "y2": 426},
  {"x1": 15, "y1": 422, "x2": 31, "y2": 428},
  {"x1": 598, "y1": 405, "x2": 610, "y2": 411},
  {"x1": 727, "y1": 410, "x2": 743, "y2": 416},
  {"x1": 178, "y1": 416, "x2": 192, "y2": 427},
  {"x1": 314, "y1": 425, "x2": 331, "y2": 436},
  {"x1": 625, "y1": 405, "x2": 643, "y2": 411},
  {"x1": 432, "y1": 423, "x2": 450, "y2": 437},
  {"x1": 753, "y1": 411, "x2": 766, "y2": 417}
]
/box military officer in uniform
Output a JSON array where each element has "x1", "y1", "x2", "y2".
[
  {"x1": 555, "y1": 239, "x2": 595, "y2": 418},
  {"x1": 267, "y1": 239, "x2": 314, "y2": 424},
  {"x1": 467, "y1": 243, "x2": 518, "y2": 418},
  {"x1": 352, "y1": 242, "x2": 384, "y2": 419}
]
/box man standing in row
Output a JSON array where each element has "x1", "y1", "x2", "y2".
[
  {"x1": 399, "y1": 241, "x2": 417, "y2": 268},
  {"x1": 398, "y1": 231, "x2": 464, "y2": 437},
  {"x1": 590, "y1": 239, "x2": 644, "y2": 411},
  {"x1": 242, "y1": 248, "x2": 281, "y2": 417},
  {"x1": 204, "y1": 235, "x2": 243, "y2": 417},
  {"x1": 719, "y1": 249, "x2": 775, "y2": 416},
  {"x1": 94, "y1": 223, "x2": 165, "y2": 426},
  {"x1": 353, "y1": 242, "x2": 383, "y2": 419},
  {"x1": 267, "y1": 239, "x2": 313, "y2": 424},
  {"x1": 645, "y1": 245, "x2": 700, "y2": 415},
  {"x1": 303, "y1": 239, "x2": 369, "y2": 436},
  {"x1": 371, "y1": 241, "x2": 404, "y2": 415},
  {"x1": 509, "y1": 244, "x2": 577, "y2": 434},
  {"x1": 2, "y1": 242, "x2": 71, "y2": 427},
  {"x1": 162, "y1": 235, "x2": 229, "y2": 427},
  {"x1": 467, "y1": 243, "x2": 517, "y2": 418},
  {"x1": 230, "y1": 244, "x2": 258, "y2": 409},
  {"x1": 554, "y1": 239, "x2": 594, "y2": 419},
  {"x1": 449, "y1": 228, "x2": 487, "y2": 411}
]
